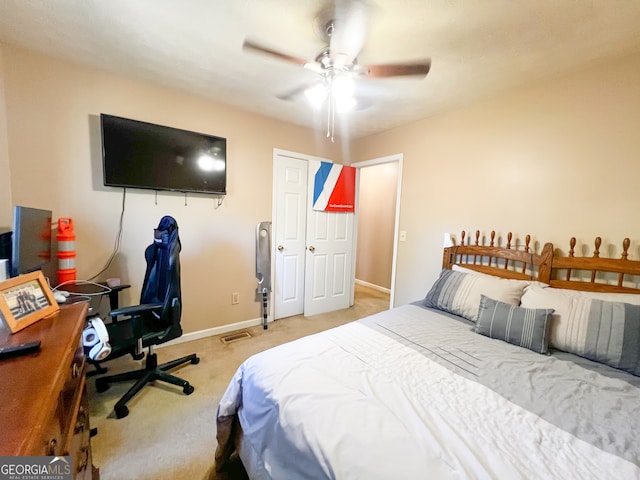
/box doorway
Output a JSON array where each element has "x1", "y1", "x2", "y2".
[{"x1": 352, "y1": 154, "x2": 402, "y2": 309}]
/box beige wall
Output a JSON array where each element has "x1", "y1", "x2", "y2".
[
  {"x1": 356, "y1": 162, "x2": 398, "y2": 289},
  {"x1": 353, "y1": 52, "x2": 640, "y2": 306},
  {"x1": 4, "y1": 43, "x2": 640, "y2": 330},
  {"x1": 0, "y1": 48, "x2": 12, "y2": 227},
  {"x1": 0, "y1": 44, "x2": 345, "y2": 333}
]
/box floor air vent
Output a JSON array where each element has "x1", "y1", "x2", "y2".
[{"x1": 221, "y1": 331, "x2": 252, "y2": 344}]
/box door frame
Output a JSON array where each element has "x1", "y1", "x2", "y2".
[{"x1": 351, "y1": 153, "x2": 403, "y2": 309}]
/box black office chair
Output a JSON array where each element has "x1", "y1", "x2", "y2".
[{"x1": 95, "y1": 216, "x2": 199, "y2": 419}]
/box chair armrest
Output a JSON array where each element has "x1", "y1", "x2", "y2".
[{"x1": 109, "y1": 303, "x2": 163, "y2": 318}]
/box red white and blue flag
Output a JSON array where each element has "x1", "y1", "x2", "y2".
[{"x1": 312, "y1": 161, "x2": 356, "y2": 212}]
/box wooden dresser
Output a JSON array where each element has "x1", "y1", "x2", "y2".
[{"x1": 0, "y1": 302, "x2": 99, "y2": 479}]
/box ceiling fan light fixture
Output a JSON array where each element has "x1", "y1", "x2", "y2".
[
  {"x1": 331, "y1": 75, "x2": 355, "y2": 101},
  {"x1": 303, "y1": 74, "x2": 356, "y2": 141},
  {"x1": 305, "y1": 83, "x2": 328, "y2": 109},
  {"x1": 336, "y1": 96, "x2": 356, "y2": 114}
]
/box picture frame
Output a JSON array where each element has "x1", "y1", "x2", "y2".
[{"x1": 0, "y1": 271, "x2": 59, "y2": 333}]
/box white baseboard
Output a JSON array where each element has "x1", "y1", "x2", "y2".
[
  {"x1": 156, "y1": 316, "x2": 269, "y2": 348},
  {"x1": 146, "y1": 281, "x2": 388, "y2": 350},
  {"x1": 160, "y1": 280, "x2": 388, "y2": 349},
  {"x1": 355, "y1": 278, "x2": 391, "y2": 294}
]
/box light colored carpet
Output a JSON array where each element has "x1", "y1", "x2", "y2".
[{"x1": 89, "y1": 284, "x2": 390, "y2": 480}]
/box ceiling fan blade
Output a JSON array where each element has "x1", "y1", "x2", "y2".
[
  {"x1": 243, "y1": 38, "x2": 309, "y2": 67},
  {"x1": 243, "y1": 37, "x2": 324, "y2": 74},
  {"x1": 359, "y1": 60, "x2": 432, "y2": 78},
  {"x1": 277, "y1": 83, "x2": 317, "y2": 101},
  {"x1": 329, "y1": 0, "x2": 370, "y2": 66}
]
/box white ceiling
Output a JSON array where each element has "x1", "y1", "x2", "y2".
[{"x1": 1, "y1": 0, "x2": 640, "y2": 139}]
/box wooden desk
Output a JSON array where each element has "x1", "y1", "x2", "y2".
[{"x1": 0, "y1": 302, "x2": 98, "y2": 479}]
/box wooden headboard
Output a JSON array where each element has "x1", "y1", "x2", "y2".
[
  {"x1": 443, "y1": 230, "x2": 640, "y2": 294},
  {"x1": 548, "y1": 237, "x2": 640, "y2": 294},
  {"x1": 443, "y1": 230, "x2": 553, "y2": 282}
]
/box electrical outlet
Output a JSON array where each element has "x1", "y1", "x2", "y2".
[
  {"x1": 232, "y1": 292, "x2": 240, "y2": 305},
  {"x1": 399, "y1": 230, "x2": 407, "y2": 242}
]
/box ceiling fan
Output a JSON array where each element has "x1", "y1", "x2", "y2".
[{"x1": 242, "y1": 0, "x2": 431, "y2": 140}]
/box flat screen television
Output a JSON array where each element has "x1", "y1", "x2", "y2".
[
  {"x1": 101, "y1": 114, "x2": 227, "y2": 195},
  {"x1": 10, "y1": 206, "x2": 53, "y2": 278}
]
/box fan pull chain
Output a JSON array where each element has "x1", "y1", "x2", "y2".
[
  {"x1": 326, "y1": 96, "x2": 331, "y2": 139},
  {"x1": 327, "y1": 92, "x2": 336, "y2": 143}
]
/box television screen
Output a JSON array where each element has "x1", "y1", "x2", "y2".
[
  {"x1": 11, "y1": 206, "x2": 52, "y2": 277},
  {"x1": 101, "y1": 114, "x2": 227, "y2": 195}
]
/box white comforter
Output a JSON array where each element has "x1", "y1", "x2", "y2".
[{"x1": 216, "y1": 305, "x2": 640, "y2": 479}]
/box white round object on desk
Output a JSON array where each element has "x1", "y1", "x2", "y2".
[{"x1": 54, "y1": 292, "x2": 67, "y2": 303}]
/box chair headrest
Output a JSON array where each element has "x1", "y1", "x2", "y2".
[{"x1": 154, "y1": 216, "x2": 179, "y2": 245}]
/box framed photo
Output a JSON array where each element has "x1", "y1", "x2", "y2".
[{"x1": 0, "y1": 271, "x2": 59, "y2": 333}]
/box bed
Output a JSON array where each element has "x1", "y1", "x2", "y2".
[{"x1": 216, "y1": 230, "x2": 640, "y2": 479}]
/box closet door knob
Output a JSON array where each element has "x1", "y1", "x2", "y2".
[
  {"x1": 277, "y1": 245, "x2": 284, "y2": 251},
  {"x1": 308, "y1": 246, "x2": 315, "y2": 252}
]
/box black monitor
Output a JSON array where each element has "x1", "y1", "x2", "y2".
[{"x1": 10, "y1": 206, "x2": 53, "y2": 277}]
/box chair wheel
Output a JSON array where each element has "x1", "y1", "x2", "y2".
[
  {"x1": 191, "y1": 356, "x2": 200, "y2": 365},
  {"x1": 115, "y1": 405, "x2": 129, "y2": 419},
  {"x1": 132, "y1": 352, "x2": 145, "y2": 360},
  {"x1": 96, "y1": 378, "x2": 110, "y2": 393},
  {"x1": 183, "y1": 384, "x2": 195, "y2": 395}
]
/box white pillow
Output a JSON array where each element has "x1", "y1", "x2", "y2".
[
  {"x1": 520, "y1": 285, "x2": 640, "y2": 352},
  {"x1": 520, "y1": 285, "x2": 575, "y2": 351}
]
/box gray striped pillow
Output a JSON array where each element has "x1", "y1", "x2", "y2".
[
  {"x1": 475, "y1": 295, "x2": 554, "y2": 354},
  {"x1": 567, "y1": 299, "x2": 640, "y2": 376},
  {"x1": 423, "y1": 269, "x2": 526, "y2": 322}
]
